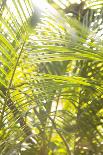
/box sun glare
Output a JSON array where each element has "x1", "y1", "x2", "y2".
[{"x1": 32, "y1": 0, "x2": 57, "y2": 15}]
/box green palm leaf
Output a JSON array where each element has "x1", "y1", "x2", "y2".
[{"x1": 0, "y1": 0, "x2": 103, "y2": 155}]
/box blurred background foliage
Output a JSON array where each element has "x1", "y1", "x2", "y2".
[{"x1": 0, "y1": 0, "x2": 103, "y2": 154}]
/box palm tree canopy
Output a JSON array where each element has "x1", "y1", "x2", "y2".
[{"x1": 0, "y1": 0, "x2": 103, "y2": 155}]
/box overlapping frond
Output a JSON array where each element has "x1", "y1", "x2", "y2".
[{"x1": 0, "y1": 0, "x2": 103, "y2": 155}]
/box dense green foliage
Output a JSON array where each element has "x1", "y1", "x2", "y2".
[{"x1": 0, "y1": 0, "x2": 103, "y2": 154}]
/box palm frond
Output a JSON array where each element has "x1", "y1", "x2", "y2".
[{"x1": 0, "y1": 0, "x2": 103, "y2": 155}]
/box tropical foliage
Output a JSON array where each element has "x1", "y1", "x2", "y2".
[{"x1": 0, "y1": 0, "x2": 103, "y2": 154}]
